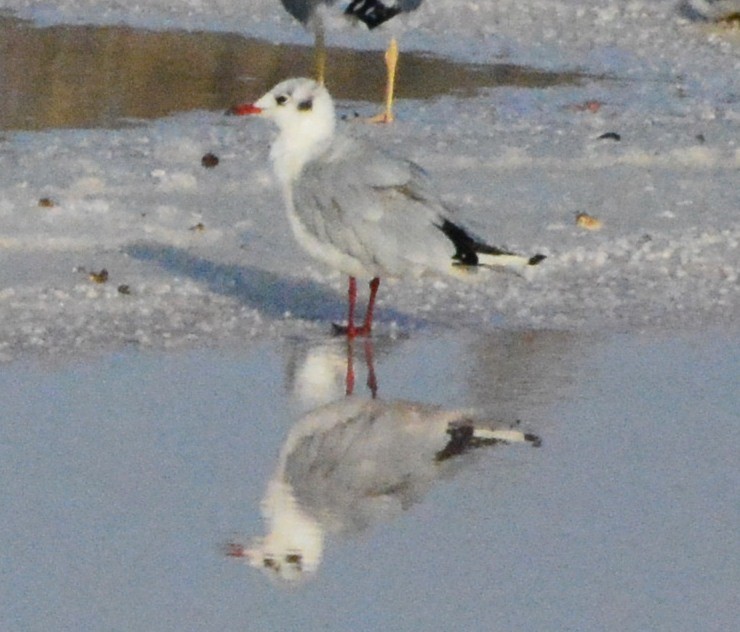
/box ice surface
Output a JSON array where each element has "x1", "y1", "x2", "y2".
[{"x1": 0, "y1": 2, "x2": 738, "y2": 360}]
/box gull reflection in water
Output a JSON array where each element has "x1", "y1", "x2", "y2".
[{"x1": 228, "y1": 340, "x2": 540, "y2": 582}]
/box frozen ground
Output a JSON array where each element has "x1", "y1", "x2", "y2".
[
  {"x1": 0, "y1": 2, "x2": 738, "y2": 631},
  {"x1": 0, "y1": 0, "x2": 737, "y2": 359}
]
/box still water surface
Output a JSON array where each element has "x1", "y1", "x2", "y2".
[
  {"x1": 1, "y1": 329, "x2": 736, "y2": 631},
  {"x1": 0, "y1": 16, "x2": 588, "y2": 130}
]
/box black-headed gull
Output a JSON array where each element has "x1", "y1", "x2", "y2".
[
  {"x1": 229, "y1": 78, "x2": 545, "y2": 337},
  {"x1": 227, "y1": 395, "x2": 540, "y2": 581},
  {"x1": 280, "y1": 0, "x2": 424, "y2": 121}
]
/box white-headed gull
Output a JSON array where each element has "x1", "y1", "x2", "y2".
[
  {"x1": 229, "y1": 78, "x2": 545, "y2": 337},
  {"x1": 280, "y1": 0, "x2": 424, "y2": 121},
  {"x1": 227, "y1": 395, "x2": 540, "y2": 581}
]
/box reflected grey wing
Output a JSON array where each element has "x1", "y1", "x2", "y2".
[
  {"x1": 282, "y1": 399, "x2": 452, "y2": 532},
  {"x1": 293, "y1": 138, "x2": 455, "y2": 276}
]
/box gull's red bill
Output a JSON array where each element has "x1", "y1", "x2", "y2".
[{"x1": 226, "y1": 103, "x2": 262, "y2": 116}]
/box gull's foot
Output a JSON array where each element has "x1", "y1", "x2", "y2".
[
  {"x1": 331, "y1": 322, "x2": 372, "y2": 338},
  {"x1": 365, "y1": 111, "x2": 394, "y2": 124}
]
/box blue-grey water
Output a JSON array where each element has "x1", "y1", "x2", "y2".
[{"x1": 1, "y1": 329, "x2": 737, "y2": 631}]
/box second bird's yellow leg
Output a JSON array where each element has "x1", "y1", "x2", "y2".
[
  {"x1": 368, "y1": 37, "x2": 399, "y2": 124},
  {"x1": 314, "y1": 28, "x2": 327, "y2": 85}
]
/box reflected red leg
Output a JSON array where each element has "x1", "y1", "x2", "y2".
[
  {"x1": 364, "y1": 338, "x2": 378, "y2": 398},
  {"x1": 345, "y1": 337, "x2": 356, "y2": 396}
]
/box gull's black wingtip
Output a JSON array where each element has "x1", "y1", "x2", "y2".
[{"x1": 528, "y1": 254, "x2": 546, "y2": 266}]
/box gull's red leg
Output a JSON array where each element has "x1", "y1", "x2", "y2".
[
  {"x1": 334, "y1": 276, "x2": 379, "y2": 338},
  {"x1": 346, "y1": 276, "x2": 358, "y2": 338},
  {"x1": 361, "y1": 277, "x2": 381, "y2": 336}
]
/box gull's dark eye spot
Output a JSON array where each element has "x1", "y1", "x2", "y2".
[
  {"x1": 285, "y1": 553, "x2": 303, "y2": 566},
  {"x1": 297, "y1": 99, "x2": 313, "y2": 112},
  {"x1": 275, "y1": 95, "x2": 288, "y2": 106}
]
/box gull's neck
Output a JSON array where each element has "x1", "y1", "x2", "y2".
[
  {"x1": 270, "y1": 108, "x2": 336, "y2": 186},
  {"x1": 257, "y1": 479, "x2": 324, "y2": 573}
]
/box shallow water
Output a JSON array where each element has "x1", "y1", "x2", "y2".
[
  {"x1": 1, "y1": 328, "x2": 736, "y2": 631},
  {"x1": 0, "y1": 16, "x2": 589, "y2": 130}
]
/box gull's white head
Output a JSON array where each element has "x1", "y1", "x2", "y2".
[
  {"x1": 250, "y1": 78, "x2": 334, "y2": 129},
  {"x1": 226, "y1": 479, "x2": 324, "y2": 584},
  {"x1": 229, "y1": 78, "x2": 336, "y2": 182},
  {"x1": 230, "y1": 539, "x2": 319, "y2": 584}
]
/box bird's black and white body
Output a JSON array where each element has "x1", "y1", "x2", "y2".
[
  {"x1": 230, "y1": 78, "x2": 544, "y2": 336},
  {"x1": 228, "y1": 396, "x2": 540, "y2": 581},
  {"x1": 281, "y1": 0, "x2": 424, "y2": 30},
  {"x1": 279, "y1": 1, "x2": 424, "y2": 120}
]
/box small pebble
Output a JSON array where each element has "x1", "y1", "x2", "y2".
[
  {"x1": 597, "y1": 132, "x2": 621, "y2": 141},
  {"x1": 201, "y1": 152, "x2": 219, "y2": 168},
  {"x1": 88, "y1": 269, "x2": 109, "y2": 283},
  {"x1": 576, "y1": 212, "x2": 603, "y2": 230}
]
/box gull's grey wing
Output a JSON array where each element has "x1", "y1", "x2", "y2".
[{"x1": 292, "y1": 136, "x2": 456, "y2": 277}]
